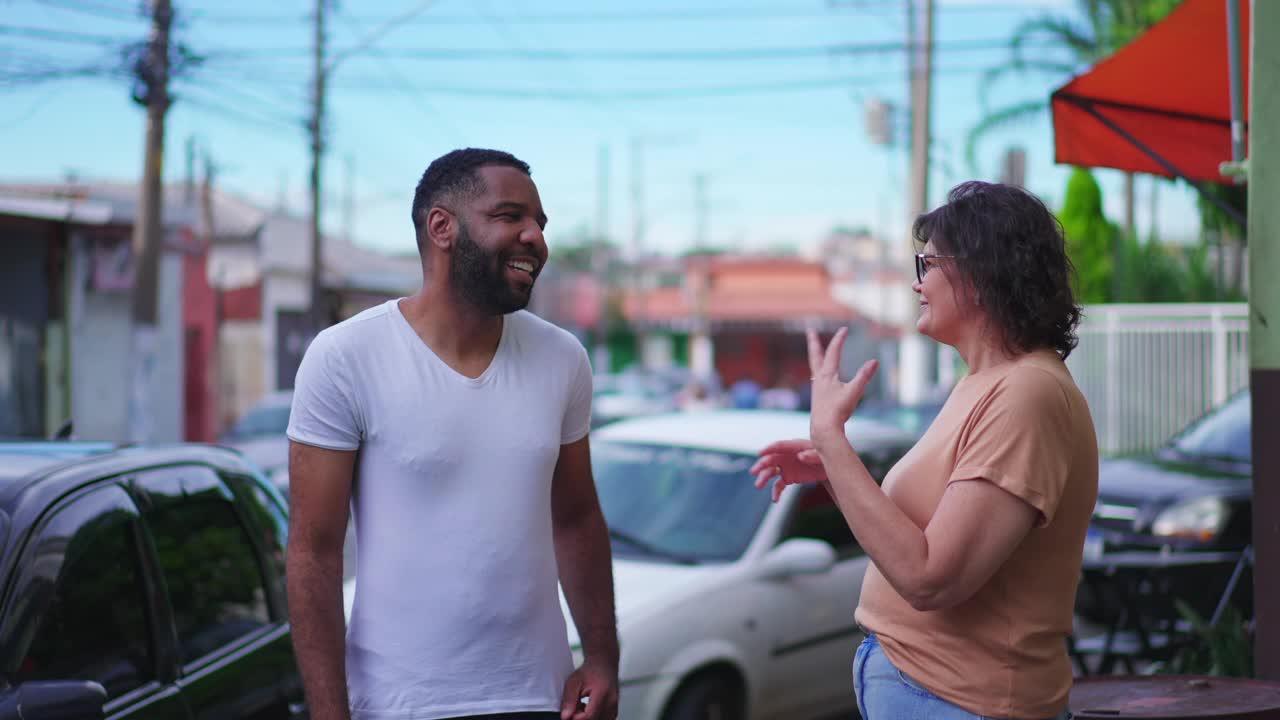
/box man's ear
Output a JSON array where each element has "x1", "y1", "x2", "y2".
[{"x1": 426, "y1": 207, "x2": 455, "y2": 251}]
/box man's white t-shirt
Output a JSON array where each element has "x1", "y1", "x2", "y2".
[{"x1": 286, "y1": 300, "x2": 593, "y2": 720}]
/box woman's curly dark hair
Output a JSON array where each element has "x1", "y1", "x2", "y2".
[{"x1": 912, "y1": 181, "x2": 1082, "y2": 359}]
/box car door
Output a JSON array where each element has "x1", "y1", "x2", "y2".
[
  {"x1": 4, "y1": 483, "x2": 193, "y2": 719},
  {"x1": 131, "y1": 465, "x2": 299, "y2": 720},
  {"x1": 752, "y1": 484, "x2": 869, "y2": 719}
]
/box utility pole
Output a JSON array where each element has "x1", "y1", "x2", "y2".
[
  {"x1": 631, "y1": 137, "x2": 647, "y2": 369},
  {"x1": 343, "y1": 154, "x2": 355, "y2": 242},
  {"x1": 690, "y1": 172, "x2": 713, "y2": 382},
  {"x1": 899, "y1": 0, "x2": 935, "y2": 405},
  {"x1": 907, "y1": 0, "x2": 933, "y2": 227},
  {"x1": 309, "y1": 0, "x2": 328, "y2": 330},
  {"x1": 128, "y1": 0, "x2": 172, "y2": 443},
  {"x1": 693, "y1": 173, "x2": 708, "y2": 251},
  {"x1": 201, "y1": 151, "x2": 221, "y2": 441},
  {"x1": 593, "y1": 143, "x2": 611, "y2": 369},
  {"x1": 1248, "y1": 0, "x2": 1280, "y2": 681}
]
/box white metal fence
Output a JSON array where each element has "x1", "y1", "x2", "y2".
[{"x1": 1065, "y1": 303, "x2": 1250, "y2": 456}]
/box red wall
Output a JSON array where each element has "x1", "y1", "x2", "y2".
[{"x1": 182, "y1": 243, "x2": 217, "y2": 442}]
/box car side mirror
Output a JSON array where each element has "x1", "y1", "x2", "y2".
[
  {"x1": 0, "y1": 680, "x2": 107, "y2": 720},
  {"x1": 758, "y1": 538, "x2": 836, "y2": 581}
]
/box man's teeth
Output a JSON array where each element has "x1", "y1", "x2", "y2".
[{"x1": 508, "y1": 261, "x2": 535, "y2": 273}]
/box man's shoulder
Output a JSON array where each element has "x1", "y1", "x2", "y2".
[
  {"x1": 314, "y1": 301, "x2": 395, "y2": 351},
  {"x1": 509, "y1": 310, "x2": 586, "y2": 356}
]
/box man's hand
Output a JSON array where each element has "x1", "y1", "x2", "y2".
[
  {"x1": 751, "y1": 438, "x2": 827, "y2": 502},
  {"x1": 559, "y1": 658, "x2": 619, "y2": 720}
]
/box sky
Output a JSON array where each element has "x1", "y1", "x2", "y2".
[{"x1": 0, "y1": 0, "x2": 1203, "y2": 260}]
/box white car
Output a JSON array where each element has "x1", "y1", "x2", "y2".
[
  {"x1": 341, "y1": 410, "x2": 914, "y2": 720},
  {"x1": 221, "y1": 390, "x2": 293, "y2": 494},
  {"x1": 568, "y1": 410, "x2": 914, "y2": 720}
]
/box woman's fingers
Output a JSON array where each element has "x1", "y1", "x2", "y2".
[
  {"x1": 821, "y1": 327, "x2": 848, "y2": 376},
  {"x1": 850, "y1": 358, "x2": 880, "y2": 392},
  {"x1": 806, "y1": 328, "x2": 823, "y2": 376}
]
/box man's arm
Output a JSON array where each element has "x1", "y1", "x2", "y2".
[
  {"x1": 551, "y1": 435, "x2": 619, "y2": 720},
  {"x1": 287, "y1": 441, "x2": 357, "y2": 720}
]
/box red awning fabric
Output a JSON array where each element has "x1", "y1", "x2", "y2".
[{"x1": 1051, "y1": 0, "x2": 1250, "y2": 184}]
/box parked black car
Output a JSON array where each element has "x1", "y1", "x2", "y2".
[
  {"x1": 0, "y1": 442, "x2": 303, "y2": 719},
  {"x1": 1080, "y1": 390, "x2": 1253, "y2": 621}
]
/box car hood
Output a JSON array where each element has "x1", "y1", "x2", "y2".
[
  {"x1": 341, "y1": 558, "x2": 727, "y2": 638},
  {"x1": 225, "y1": 435, "x2": 290, "y2": 475},
  {"x1": 1098, "y1": 455, "x2": 1251, "y2": 507},
  {"x1": 561, "y1": 557, "x2": 726, "y2": 647}
]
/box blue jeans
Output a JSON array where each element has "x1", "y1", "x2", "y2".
[{"x1": 853, "y1": 633, "x2": 1071, "y2": 720}]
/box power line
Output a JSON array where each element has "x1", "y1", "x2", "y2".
[
  {"x1": 175, "y1": 73, "x2": 306, "y2": 128},
  {"x1": 473, "y1": 0, "x2": 628, "y2": 129},
  {"x1": 0, "y1": 24, "x2": 137, "y2": 45},
  {"x1": 0, "y1": 63, "x2": 127, "y2": 87},
  {"x1": 174, "y1": 88, "x2": 300, "y2": 136},
  {"x1": 187, "y1": 4, "x2": 1071, "y2": 26},
  {"x1": 196, "y1": 38, "x2": 1052, "y2": 63},
  {"x1": 333, "y1": 6, "x2": 467, "y2": 146},
  {"x1": 318, "y1": 65, "x2": 989, "y2": 102},
  {"x1": 30, "y1": 0, "x2": 143, "y2": 23}
]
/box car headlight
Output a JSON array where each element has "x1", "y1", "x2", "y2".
[{"x1": 1151, "y1": 497, "x2": 1229, "y2": 542}]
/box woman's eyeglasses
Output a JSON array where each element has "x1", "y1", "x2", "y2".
[{"x1": 915, "y1": 253, "x2": 960, "y2": 284}]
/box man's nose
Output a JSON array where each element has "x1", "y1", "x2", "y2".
[{"x1": 522, "y1": 222, "x2": 547, "y2": 252}]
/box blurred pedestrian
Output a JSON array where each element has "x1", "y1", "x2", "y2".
[
  {"x1": 286, "y1": 148, "x2": 619, "y2": 720},
  {"x1": 728, "y1": 377, "x2": 762, "y2": 409},
  {"x1": 752, "y1": 181, "x2": 1096, "y2": 720}
]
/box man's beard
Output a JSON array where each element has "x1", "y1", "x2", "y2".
[{"x1": 449, "y1": 221, "x2": 534, "y2": 315}]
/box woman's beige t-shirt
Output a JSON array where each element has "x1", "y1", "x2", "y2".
[{"x1": 854, "y1": 350, "x2": 1098, "y2": 719}]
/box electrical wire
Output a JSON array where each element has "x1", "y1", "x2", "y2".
[
  {"x1": 185, "y1": 4, "x2": 1074, "y2": 26},
  {"x1": 0, "y1": 24, "x2": 136, "y2": 45},
  {"x1": 196, "y1": 38, "x2": 1043, "y2": 63}
]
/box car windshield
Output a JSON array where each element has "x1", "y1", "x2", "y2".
[
  {"x1": 592, "y1": 441, "x2": 770, "y2": 564},
  {"x1": 225, "y1": 404, "x2": 291, "y2": 440},
  {"x1": 1168, "y1": 391, "x2": 1251, "y2": 465}
]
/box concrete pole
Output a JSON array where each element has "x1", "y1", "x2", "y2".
[
  {"x1": 1249, "y1": 0, "x2": 1280, "y2": 683},
  {"x1": 309, "y1": 0, "x2": 327, "y2": 329},
  {"x1": 128, "y1": 0, "x2": 172, "y2": 443},
  {"x1": 899, "y1": 0, "x2": 934, "y2": 404},
  {"x1": 630, "y1": 137, "x2": 648, "y2": 368}
]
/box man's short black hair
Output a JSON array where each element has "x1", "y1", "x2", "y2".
[{"x1": 411, "y1": 148, "x2": 531, "y2": 247}]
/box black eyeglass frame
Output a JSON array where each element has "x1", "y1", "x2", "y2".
[{"x1": 914, "y1": 253, "x2": 961, "y2": 284}]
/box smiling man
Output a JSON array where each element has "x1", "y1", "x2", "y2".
[{"x1": 285, "y1": 149, "x2": 619, "y2": 720}]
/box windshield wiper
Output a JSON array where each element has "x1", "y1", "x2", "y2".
[{"x1": 608, "y1": 528, "x2": 700, "y2": 565}]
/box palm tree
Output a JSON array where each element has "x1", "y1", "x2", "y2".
[{"x1": 966, "y1": 0, "x2": 1179, "y2": 237}]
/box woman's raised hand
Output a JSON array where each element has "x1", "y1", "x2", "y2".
[{"x1": 751, "y1": 439, "x2": 826, "y2": 502}]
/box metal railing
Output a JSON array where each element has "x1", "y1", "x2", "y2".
[{"x1": 1065, "y1": 303, "x2": 1250, "y2": 456}]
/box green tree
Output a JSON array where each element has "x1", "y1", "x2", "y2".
[
  {"x1": 969, "y1": 0, "x2": 1179, "y2": 258},
  {"x1": 968, "y1": 0, "x2": 1180, "y2": 172},
  {"x1": 1196, "y1": 182, "x2": 1248, "y2": 298},
  {"x1": 1059, "y1": 167, "x2": 1116, "y2": 303}
]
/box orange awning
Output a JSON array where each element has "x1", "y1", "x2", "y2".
[{"x1": 1051, "y1": 0, "x2": 1250, "y2": 185}]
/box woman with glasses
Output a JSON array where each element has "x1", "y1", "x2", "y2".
[{"x1": 752, "y1": 181, "x2": 1096, "y2": 720}]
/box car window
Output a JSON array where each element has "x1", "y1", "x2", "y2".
[
  {"x1": 783, "y1": 485, "x2": 859, "y2": 558},
  {"x1": 135, "y1": 466, "x2": 271, "y2": 665},
  {"x1": 222, "y1": 472, "x2": 289, "y2": 618},
  {"x1": 592, "y1": 442, "x2": 768, "y2": 563},
  {"x1": 1170, "y1": 391, "x2": 1251, "y2": 464},
  {"x1": 16, "y1": 485, "x2": 155, "y2": 699},
  {"x1": 226, "y1": 404, "x2": 291, "y2": 439}
]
